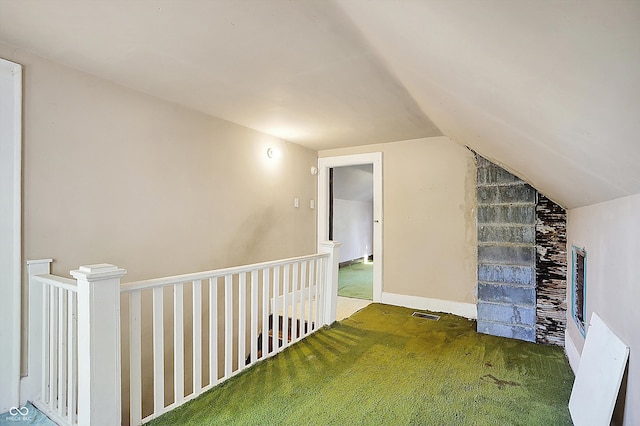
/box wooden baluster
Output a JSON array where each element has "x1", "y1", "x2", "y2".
[
  {"x1": 42, "y1": 284, "x2": 50, "y2": 405},
  {"x1": 282, "y1": 264, "x2": 290, "y2": 347},
  {"x1": 307, "y1": 261, "x2": 314, "y2": 332},
  {"x1": 224, "y1": 275, "x2": 233, "y2": 378},
  {"x1": 272, "y1": 266, "x2": 280, "y2": 353},
  {"x1": 300, "y1": 262, "x2": 307, "y2": 338},
  {"x1": 129, "y1": 292, "x2": 142, "y2": 426},
  {"x1": 192, "y1": 280, "x2": 202, "y2": 394},
  {"x1": 208, "y1": 278, "x2": 218, "y2": 386},
  {"x1": 152, "y1": 287, "x2": 164, "y2": 416},
  {"x1": 67, "y1": 290, "x2": 77, "y2": 424},
  {"x1": 261, "y1": 268, "x2": 270, "y2": 357},
  {"x1": 238, "y1": 273, "x2": 246, "y2": 372},
  {"x1": 49, "y1": 286, "x2": 57, "y2": 410},
  {"x1": 174, "y1": 283, "x2": 184, "y2": 405},
  {"x1": 291, "y1": 263, "x2": 299, "y2": 342},
  {"x1": 58, "y1": 287, "x2": 67, "y2": 416},
  {"x1": 250, "y1": 270, "x2": 258, "y2": 364}
]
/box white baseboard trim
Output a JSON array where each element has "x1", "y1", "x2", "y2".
[
  {"x1": 565, "y1": 329, "x2": 581, "y2": 374},
  {"x1": 381, "y1": 292, "x2": 477, "y2": 319}
]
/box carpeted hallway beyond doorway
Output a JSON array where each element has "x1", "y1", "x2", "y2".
[
  {"x1": 338, "y1": 261, "x2": 373, "y2": 299},
  {"x1": 148, "y1": 304, "x2": 574, "y2": 426}
]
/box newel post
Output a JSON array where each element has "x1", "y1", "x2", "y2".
[
  {"x1": 71, "y1": 264, "x2": 126, "y2": 426},
  {"x1": 320, "y1": 241, "x2": 342, "y2": 326}
]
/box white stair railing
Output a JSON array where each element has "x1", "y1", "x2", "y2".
[
  {"x1": 26, "y1": 261, "x2": 127, "y2": 426},
  {"x1": 24, "y1": 241, "x2": 340, "y2": 426},
  {"x1": 120, "y1": 241, "x2": 340, "y2": 425},
  {"x1": 26, "y1": 259, "x2": 78, "y2": 426}
]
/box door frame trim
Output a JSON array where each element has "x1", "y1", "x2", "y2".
[
  {"x1": 317, "y1": 152, "x2": 382, "y2": 302},
  {"x1": 0, "y1": 57, "x2": 23, "y2": 412}
]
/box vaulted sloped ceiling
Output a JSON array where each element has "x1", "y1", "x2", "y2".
[
  {"x1": 0, "y1": 1, "x2": 639, "y2": 208},
  {"x1": 0, "y1": 1, "x2": 441, "y2": 149},
  {"x1": 337, "y1": 1, "x2": 640, "y2": 208}
]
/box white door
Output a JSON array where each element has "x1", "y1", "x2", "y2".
[
  {"x1": 0, "y1": 57, "x2": 22, "y2": 413},
  {"x1": 318, "y1": 153, "x2": 382, "y2": 302}
]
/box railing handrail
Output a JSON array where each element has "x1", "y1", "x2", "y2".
[
  {"x1": 31, "y1": 273, "x2": 78, "y2": 292},
  {"x1": 24, "y1": 243, "x2": 341, "y2": 426},
  {"x1": 120, "y1": 252, "x2": 330, "y2": 294}
]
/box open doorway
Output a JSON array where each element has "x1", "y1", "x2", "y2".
[
  {"x1": 330, "y1": 165, "x2": 374, "y2": 300},
  {"x1": 318, "y1": 152, "x2": 382, "y2": 320}
]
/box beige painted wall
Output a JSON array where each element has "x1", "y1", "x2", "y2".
[
  {"x1": 0, "y1": 43, "x2": 317, "y2": 382},
  {"x1": 320, "y1": 137, "x2": 477, "y2": 305},
  {"x1": 0, "y1": 43, "x2": 317, "y2": 279},
  {"x1": 566, "y1": 193, "x2": 640, "y2": 426}
]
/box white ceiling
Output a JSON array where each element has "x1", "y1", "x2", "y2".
[
  {"x1": 0, "y1": 0, "x2": 440, "y2": 150},
  {"x1": 1, "y1": 0, "x2": 639, "y2": 208}
]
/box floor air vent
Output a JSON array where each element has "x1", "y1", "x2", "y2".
[{"x1": 412, "y1": 312, "x2": 440, "y2": 321}]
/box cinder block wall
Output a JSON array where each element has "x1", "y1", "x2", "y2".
[{"x1": 476, "y1": 156, "x2": 537, "y2": 342}]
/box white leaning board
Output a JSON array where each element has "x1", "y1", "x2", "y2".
[{"x1": 569, "y1": 312, "x2": 629, "y2": 426}]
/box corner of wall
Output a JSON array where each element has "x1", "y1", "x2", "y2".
[{"x1": 565, "y1": 327, "x2": 581, "y2": 373}]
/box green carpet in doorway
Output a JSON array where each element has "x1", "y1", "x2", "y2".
[
  {"x1": 148, "y1": 304, "x2": 574, "y2": 426},
  {"x1": 338, "y1": 262, "x2": 373, "y2": 299}
]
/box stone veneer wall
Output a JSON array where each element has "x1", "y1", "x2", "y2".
[
  {"x1": 476, "y1": 155, "x2": 567, "y2": 345},
  {"x1": 476, "y1": 156, "x2": 537, "y2": 342},
  {"x1": 535, "y1": 195, "x2": 567, "y2": 345}
]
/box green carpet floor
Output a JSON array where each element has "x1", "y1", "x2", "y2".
[
  {"x1": 338, "y1": 262, "x2": 373, "y2": 299},
  {"x1": 148, "y1": 304, "x2": 574, "y2": 426}
]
